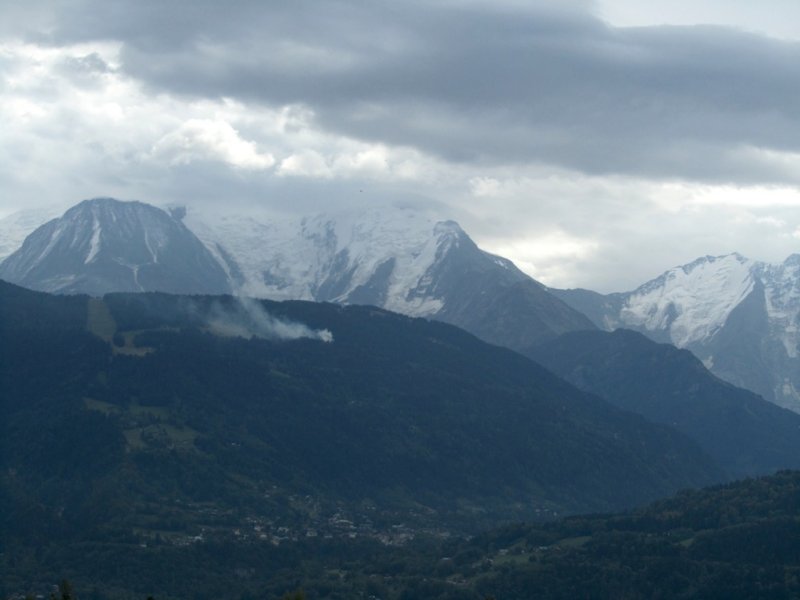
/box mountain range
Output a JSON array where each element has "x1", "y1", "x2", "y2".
[
  {"x1": 6, "y1": 197, "x2": 800, "y2": 416},
  {"x1": 0, "y1": 198, "x2": 594, "y2": 350},
  {"x1": 553, "y1": 253, "x2": 800, "y2": 412},
  {"x1": 5, "y1": 198, "x2": 800, "y2": 416},
  {"x1": 5, "y1": 198, "x2": 800, "y2": 597}
]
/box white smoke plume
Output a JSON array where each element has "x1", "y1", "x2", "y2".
[{"x1": 206, "y1": 296, "x2": 333, "y2": 342}]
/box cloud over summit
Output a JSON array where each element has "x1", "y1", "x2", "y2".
[
  {"x1": 16, "y1": 0, "x2": 800, "y2": 183},
  {"x1": 3, "y1": 1, "x2": 800, "y2": 292}
]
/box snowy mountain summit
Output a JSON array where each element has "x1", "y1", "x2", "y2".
[
  {"x1": 185, "y1": 208, "x2": 464, "y2": 315},
  {"x1": 554, "y1": 253, "x2": 800, "y2": 412},
  {"x1": 0, "y1": 198, "x2": 594, "y2": 350},
  {"x1": 181, "y1": 205, "x2": 594, "y2": 349},
  {"x1": 0, "y1": 198, "x2": 231, "y2": 296},
  {"x1": 615, "y1": 253, "x2": 756, "y2": 348}
]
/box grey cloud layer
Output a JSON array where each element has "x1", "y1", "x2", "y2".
[
  {"x1": 5, "y1": 1, "x2": 800, "y2": 294},
  {"x1": 15, "y1": 0, "x2": 800, "y2": 184}
]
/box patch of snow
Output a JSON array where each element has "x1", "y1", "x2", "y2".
[
  {"x1": 777, "y1": 378, "x2": 800, "y2": 413},
  {"x1": 491, "y1": 256, "x2": 511, "y2": 270},
  {"x1": 131, "y1": 264, "x2": 144, "y2": 291},
  {"x1": 144, "y1": 229, "x2": 158, "y2": 264},
  {"x1": 85, "y1": 215, "x2": 102, "y2": 264},
  {"x1": 35, "y1": 221, "x2": 68, "y2": 268}
]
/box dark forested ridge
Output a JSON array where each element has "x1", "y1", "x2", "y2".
[
  {"x1": 348, "y1": 469, "x2": 800, "y2": 600},
  {"x1": 10, "y1": 471, "x2": 800, "y2": 599},
  {"x1": 531, "y1": 328, "x2": 800, "y2": 478},
  {"x1": 0, "y1": 280, "x2": 725, "y2": 598}
]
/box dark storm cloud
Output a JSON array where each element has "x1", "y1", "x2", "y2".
[{"x1": 8, "y1": 0, "x2": 800, "y2": 183}]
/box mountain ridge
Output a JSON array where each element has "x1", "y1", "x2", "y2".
[
  {"x1": 531, "y1": 328, "x2": 800, "y2": 478},
  {"x1": 0, "y1": 198, "x2": 595, "y2": 349}
]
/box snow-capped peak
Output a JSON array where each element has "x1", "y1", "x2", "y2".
[
  {"x1": 0, "y1": 198, "x2": 231, "y2": 296},
  {"x1": 183, "y1": 205, "x2": 469, "y2": 316},
  {"x1": 619, "y1": 253, "x2": 756, "y2": 347}
]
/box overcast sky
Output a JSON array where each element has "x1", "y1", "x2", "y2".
[{"x1": 2, "y1": 0, "x2": 800, "y2": 292}]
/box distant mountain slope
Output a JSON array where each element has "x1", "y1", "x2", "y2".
[
  {"x1": 0, "y1": 281, "x2": 722, "y2": 554},
  {"x1": 553, "y1": 253, "x2": 800, "y2": 412},
  {"x1": 0, "y1": 206, "x2": 63, "y2": 262},
  {"x1": 0, "y1": 198, "x2": 231, "y2": 296},
  {"x1": 531, "y1": 328, "x2": 800, "y2": 478}
]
